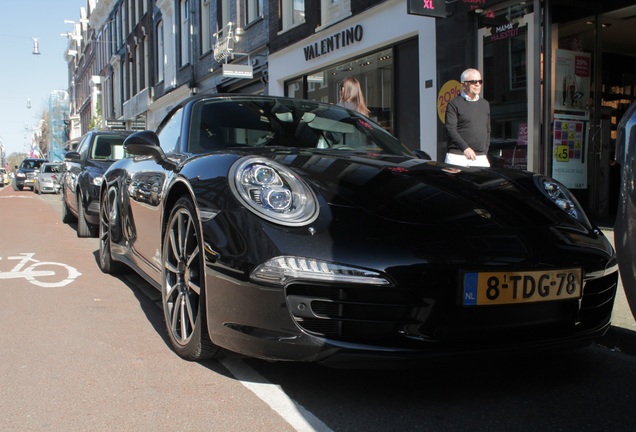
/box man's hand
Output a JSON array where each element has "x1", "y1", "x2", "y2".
[{"x1": 463, "y1": 148, "x2": 477, "y2": 161}]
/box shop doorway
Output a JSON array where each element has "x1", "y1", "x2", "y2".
[{"x1": 557, "y1": 4, "x2": 636, "y2": 219}]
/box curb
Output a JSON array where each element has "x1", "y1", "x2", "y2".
[{"x1": 597, "y1": 326, "x2": 636, "y2": 355}]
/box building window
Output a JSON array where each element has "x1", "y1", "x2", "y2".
[
  {"x1": 219, "y1": 0, "x2": 231, "y2": 30},
  {"x1": 247, "y1": 0, "x2": 263, "y2": 24},
  {"x1": 135, "y1": 43, "x2": 141, "y2": 94},
  {"x1": 180, "y1": 0, "x2": 190, "y2": 66},
  {"x1": 281, "y1": 0, "x2": 304, "y2": 32},
  {"x1": 128, "y1": 0, "x2": 134, "y2": 29},
  {"x1": 143, "y1": 36, "x2": 149, "y2": 89},
  {"x1": 201, "y1": 0, "x2": 211, "y2": 54},
  {"x1": 156, "y1": 20, "x2": 164, "y2": 83},
  {"x1": 320, "y1": 0, "x2": 350, "y2": 29},
  {"x1": 115, "y1": 10, "x2": 121, "y2": 48},
  {"x1": 122, "y1": 2, "x2": 127, "y2": 37}
]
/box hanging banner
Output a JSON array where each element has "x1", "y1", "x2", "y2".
[{"x1": 551, "y1": 116, "x2": 587, "y2": 189}]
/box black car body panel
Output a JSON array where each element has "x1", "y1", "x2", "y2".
[
  {"x1": 615, "y1": 100, "x2": 636, "y2": 319},
  {"x1": 101, "y1": 95, "x2": 618, "y2": 365},
  {"x1": 13, "y1": 158, "x2": 48, "y2": 191},
  {"x1": 62, "y1": 130, "x2": 133, "y2": 236}
]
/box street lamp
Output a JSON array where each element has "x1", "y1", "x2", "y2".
[{"x1": 32, "y1": 38, "x2": 40, "y2": 55}]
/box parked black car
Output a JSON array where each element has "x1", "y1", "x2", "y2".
[
  {"x1": 12, "y1": 158, "x2": 48, "y2": 191},
  {"x1": 615, "y1": 100, "x2": 636, "y2": 320},
  {"x1": 100, "y1": 95, "x2": 618, "y2": 366},
  {"x1": 62, "y1": 130, "x2": 133, "y2": 237}
]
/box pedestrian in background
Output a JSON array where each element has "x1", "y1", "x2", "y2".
[
  {"x1": 339, "y1": 77, "x2": 370, "y2": 117},
  {"x1": 444, "y1": 68, "x2": 491, "y2": 167}
]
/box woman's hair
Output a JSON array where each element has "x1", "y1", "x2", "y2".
[{"x1": 340, "y1": 77, "x2": 370, "y2": 116}]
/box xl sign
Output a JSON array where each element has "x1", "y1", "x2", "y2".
[{"x1": 407, "y1": 0, "x2": 447, "y2": 18}]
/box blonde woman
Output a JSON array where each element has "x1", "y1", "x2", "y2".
[{"x1": 338, "y1": 77, "x2": 370, "y2": 117}]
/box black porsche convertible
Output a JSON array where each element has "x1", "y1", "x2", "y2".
[{"x1": 99, "y1": 94, "x2": 618, "y2": 366}]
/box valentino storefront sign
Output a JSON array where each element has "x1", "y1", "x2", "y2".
[{"x1": 303, "y1": 25, "x2": 364, "y2": 61}]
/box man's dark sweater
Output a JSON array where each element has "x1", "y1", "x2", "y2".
[{"x1": 445, "y1": 96, "x2": 491, "y2": 155}]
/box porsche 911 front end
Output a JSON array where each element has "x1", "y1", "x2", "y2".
[
  {"x1": 102, "y1": 94, "x2": 618, "y2": 367},
  {"x1": 197, "y1": 151, "x2": 618, "y2": 366}
]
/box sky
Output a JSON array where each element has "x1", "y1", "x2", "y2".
[{"x1": 0, "y1": 0, "x2": 85, "y2": 157}]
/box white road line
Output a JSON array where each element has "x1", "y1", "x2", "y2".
[
  {"x1": 127, "y1": 274, "x2": 333, "y2": 431},
  {"x1": 220, "y1": 358, "x2": 334, "y2": 432}
]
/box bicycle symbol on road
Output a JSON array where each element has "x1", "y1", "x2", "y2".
[{"x1": 0, "y1": 253, "x2": 82, "y2": 288}]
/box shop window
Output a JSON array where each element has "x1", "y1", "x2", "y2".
[
  {"x1": 286, "y1": 78, "x2": 304, "y2": 99},
  {"x1": 482, "y1": 15, "x2": 529, "y2": 170},
  {"x1": 286, "y1": 48, "x2": 394, "y2": 133},
  {"x1": 320, "y1": 0, "x2": 351, "y2": 29},
  {"x1": 510, "y1": 35, "x2": 526, "y2": 90},
  {"x1": 281, "y1": 0, "x2": 305, "y2": 32}
]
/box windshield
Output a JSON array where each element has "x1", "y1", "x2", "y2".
[
  {"x1": 186, "y1": 97, "x2": 413, "y2": 156},
  {"x1": 20, "y1": 160, "x2": 45, "y2": 170},
  {"x1": 42, "y1": 164, "x2": 63, "y2": 173},
  {"x1": 91, "y1": 135, "x2": 129, "y2": 160}
]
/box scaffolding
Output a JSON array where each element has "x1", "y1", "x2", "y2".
[{"x1": 48, "y1": 90, "x2": 69, "y2": 162}]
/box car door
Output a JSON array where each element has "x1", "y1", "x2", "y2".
[
  {"x1": 65, "y1": 133, "x2": 91, "y2": 214},
  {"x1": 126, "y1": 108, "x2": 184, "y2": 273}
]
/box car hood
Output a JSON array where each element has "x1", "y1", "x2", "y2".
[
  {"x1": 38, "y1": 173, "x2": 59, "y2": 180},
  {"x1": 255, "y1": 150, "x2": 576, "y2": 230}
]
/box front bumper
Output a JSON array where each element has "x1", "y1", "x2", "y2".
[
  {"x1": 204, "y1": 264, "x2": 618, "y2": 365},
  {"x1": 39, "y1": 181, "x2": 61, "y2": 193}
]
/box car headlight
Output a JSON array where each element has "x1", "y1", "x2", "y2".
[
  {"x1": 251, "y1": 256, "x2": 390, "y2": 286},
  {"x1": 93, "y1": 177, "x2": 103, "y2": 186},
  {"x1": 535, "y1": 175, "x2": 590, "y2": 226},
  {"x1": 16, "y1": 172, "x2": 26, "y2": 178},
  {"x1": 229, "y1": 157, "x2": 318, "y2": 226}
]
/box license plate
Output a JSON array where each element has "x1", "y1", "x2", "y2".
[{"x1": 462, "y1": 269, "x2": 582, "y2": 306}]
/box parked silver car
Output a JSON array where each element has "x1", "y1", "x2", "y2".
[
  {"x1": 34, "y1": 162, "x2": 64, "y2": 194},
  {"x1": 0, "y1": 168, "x2": 9, "y2": 187}
]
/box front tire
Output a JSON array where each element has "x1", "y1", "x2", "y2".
[
  {"x1": 162, "y1": 196, "x2": 218, "y2": 361},
  {"x1": 99, "y1": 188, "x2": 125, "y2": 274}
]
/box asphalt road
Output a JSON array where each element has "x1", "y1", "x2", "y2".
[{"x1": 3, "y1": 185, "x2": 636, "y2": 432}]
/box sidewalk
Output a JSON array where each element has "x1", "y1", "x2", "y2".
[{"x1": 598, "y1": 227, "x2": 636, "y2": 354}]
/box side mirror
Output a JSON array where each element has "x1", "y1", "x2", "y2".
[
  {"x1": 124, "y1": 131, "x2": 165, "y2": 161},
  {"x1": 412, "y1": 149, "x2": 432, "y2": 160},
  {"x1": 65, "y1": 151, "x2": 81, "y2": 162}
]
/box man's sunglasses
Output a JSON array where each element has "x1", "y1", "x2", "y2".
[{"x1": 464, "y1": 80, "x2": 483, "y2": 85}]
